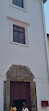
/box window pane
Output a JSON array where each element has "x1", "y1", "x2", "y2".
[
  {"x1": 19, "y1": 33, "x2": 24, "y2": 39},
  {"x1": 13, "y1": 25, "x2": 25, "y2": 44},
  {"x1": 12, "y1": 0, "x2": 23, "y2": 8},
  {"x1": 19, "y1": 33, "x2": 25, "y2": 44},
  {"x1": 12, "y1": 0, "x2": 18, "y2": 5},
  {"x1": 18, "y1": 27, "x2": 25, "y2": 32},
  {"x1": 13, "y1": 25, "x2": 18, "y2": 31},
  {"x1": 18, "y1": 0, "x2": 23, "y2": 8},
  {"x1": 19, "y1": 39, "x2": 25, "y2": 44},
  {"x1": 13, "y1": 31, "x2": 18, "y2": 42}
]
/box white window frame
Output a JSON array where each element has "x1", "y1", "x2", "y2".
[
  {"x1": 8, "y1": 17, "x2": 29, "y2": 47},
  {"x1": 10, "y1": 0, "x2": 27, "y2": 12}
]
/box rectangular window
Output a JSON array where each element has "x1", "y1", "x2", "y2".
[
  {"x1": 12, "y1": 0, "x2": 24, "y2": 8},
  {"x1": 13, "y1": 25, "x2": 25, "y2": 44}
]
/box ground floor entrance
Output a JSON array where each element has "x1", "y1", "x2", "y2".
[
  {"x1": 5, "y1": 65, "x2": 37, "y2": 111},
  {"x1": 10, "y1": 81, "x2": 31, "y2": 111}
]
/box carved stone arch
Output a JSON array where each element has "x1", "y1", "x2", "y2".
[
  {"x1": 6, "y1": 65, "x2": 34, "y2": 81},
  {"x1": 5, "y1": 65, "x2": 37, "y2": 111}
]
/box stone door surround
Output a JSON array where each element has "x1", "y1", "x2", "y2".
[{"x1": 6, "y1": 65, "x2": 37, "y2": 111}]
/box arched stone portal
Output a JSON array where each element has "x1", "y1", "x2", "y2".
[{"x1": 5, "y1": 65, "x2": 37, "y2": 111}]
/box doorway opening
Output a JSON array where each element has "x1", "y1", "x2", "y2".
[
  {"x1": 10, "y1": 81, "x2": 31, "y2": 111},
  {"x1": 14, "y1": 99, "x2": 26, "y2": 111}
]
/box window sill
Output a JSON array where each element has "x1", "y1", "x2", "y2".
[
  {"x1": 10, "y1": 4, "x2": 27, "y2": 13},
  {"x1": 10, "y1": 41, "x2": 29, "y2": 47}
]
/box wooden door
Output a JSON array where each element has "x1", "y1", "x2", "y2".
[{"x1": 10, "y1": 81, "x2": 31, "y2": 110}]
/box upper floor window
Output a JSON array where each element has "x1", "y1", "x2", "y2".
[
  {"x1": 13, "y1": 25, "x2": 25, "y2": 44},
  {"x1": 12, "y1": 0, "x2": 24, "y2": 8},
  {"x1": 7, "y1": 16, "x2": 29, "y2": 46}
]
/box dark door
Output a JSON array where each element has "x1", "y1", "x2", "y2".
[{"x1": 10, "y1": 81, "x2": 31, "y2": 111}]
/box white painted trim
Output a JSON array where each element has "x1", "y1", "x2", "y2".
[
  {"x1": 10, "y1": 41, "x2": 29, "y2": 47},
  {"x1": 7, "y1": 16, "x2": 30, "y2": 26},
  {"x1": 7, "y1": 17, "x2": 29, "y2": 47}
]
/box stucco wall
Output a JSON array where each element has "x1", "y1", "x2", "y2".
[
  {"x1": 0, "y1": 0, "x2": 49, "y2": 111},
  {"x1": 0, "y1": 0, "x2": 48, "y2": 78}
]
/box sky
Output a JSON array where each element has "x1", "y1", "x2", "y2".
[{"x1": 44, "y1": 0, "x2": 49, "y2": 33}]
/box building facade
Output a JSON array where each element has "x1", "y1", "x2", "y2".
[{"x1": 0, "y1": 0, "x2": 49, "y2": 111}]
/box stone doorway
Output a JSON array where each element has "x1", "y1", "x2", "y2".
[{"x1": 4, "y1": 65, "x2": 37, "y2": 111}]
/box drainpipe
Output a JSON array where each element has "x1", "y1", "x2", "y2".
[{"x1": 41, "y1": 1, "x2": 49, "y2": 79}]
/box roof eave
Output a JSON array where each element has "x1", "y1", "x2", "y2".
[{"x1": 43, "y1": 0, "x2": 47, "y2": 3}]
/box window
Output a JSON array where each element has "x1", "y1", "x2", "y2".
[
  {"x1": 12, "y1": 0, "x2": 24, "y2": 8},
  {"x1": 7, "y1": 16, "x2": 29, "y2": 46},
  {"x1": 13, "y1": 25, "x2": 25, "y2": 44}
]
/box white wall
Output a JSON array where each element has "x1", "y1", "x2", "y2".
[{"x1": 0, "y1": 0, "x2": 49, "y2": 111}]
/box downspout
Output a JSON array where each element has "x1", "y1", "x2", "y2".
[{"x1": 41, "y1": 1, "x2": 49, "y2": 79}]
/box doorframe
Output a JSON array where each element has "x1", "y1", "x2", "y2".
[{"x1": 5, "y1": 65, "x2": 37, "y2": 111}]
